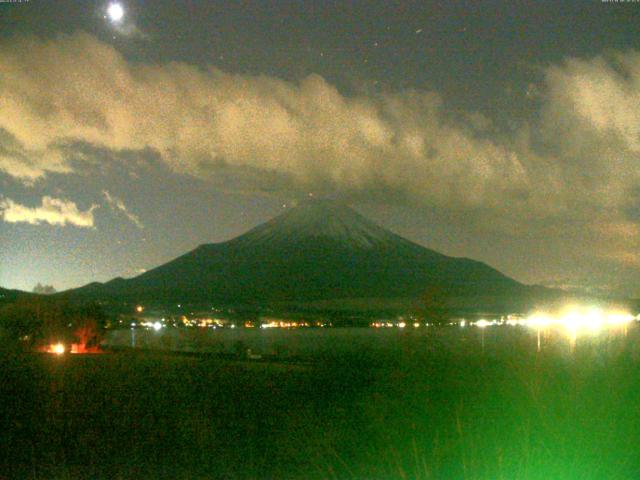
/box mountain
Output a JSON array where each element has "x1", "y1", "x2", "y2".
[
  {"x1": 0, "y1": 287, "x2": 34, "y2": 305},
  {"x1": 65, "y1": 200, "x2": 551, "y2": 313}
]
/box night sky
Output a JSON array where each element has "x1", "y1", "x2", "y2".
[{"x1": 1, "y1": 0, "x2": 640, "y2": 295}]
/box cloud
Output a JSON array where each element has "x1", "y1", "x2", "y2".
[
  {"x1": 0, "y1": 129, "x2": 72, "y2": 184},
  {"x1": 103, "y1": 190, "x2": 143, "y2": 228},
  {"x1": 543, "y1": 52, "x2": 640, "y2": 152},
  {"x1": 0, "y1": 32, "x2": 529, "y2": 212},
  {"x1": 1, "y1": 33, "x2": 640, "y2": 279},
  {"x1": 0, "y1": 196, "x2": 98, "y2": 227}
]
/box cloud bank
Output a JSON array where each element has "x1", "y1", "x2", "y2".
[
  {"x1": 0, "y1": 33, "x2": 639, "y2": 268},
  {"x1": 0, "y1": 196, "x2": 97, "y2": 227},
  {"x1": 0, "y1": 32, "x2": 526, "y2": 209}
]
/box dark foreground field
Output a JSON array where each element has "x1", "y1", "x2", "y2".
[{"x1": 2, "y1": 327, "x2": 640, "y2": 479}]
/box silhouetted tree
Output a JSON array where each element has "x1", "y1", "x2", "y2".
[
  {"x1": 0, "y1": 298, "x2": 107, "y2": 350},
  {"x1": 68, "y1": 303, "x2": 107, "y2": 350}
]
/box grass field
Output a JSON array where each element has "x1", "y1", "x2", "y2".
[{"x1": 2, "y1": 326, "x2": 640, "y2": 479}]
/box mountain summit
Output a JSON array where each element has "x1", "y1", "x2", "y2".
[
  {"x1": 67, "y1": 200, "x2": 538, "y2": 311},
  {"x1": 235, "y1": 200, "x2": 404, "y2": 249},
  {"x1": 234, "y1": 200, "x2": 436, "y2": 249}
]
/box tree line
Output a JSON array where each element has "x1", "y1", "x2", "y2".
[{"x1": 0, "y1": 297, "x2": 107, "y2": 351}]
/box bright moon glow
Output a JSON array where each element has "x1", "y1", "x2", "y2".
[{"x1": 107, "y1": 3, "x2": 124, "y2": 23}]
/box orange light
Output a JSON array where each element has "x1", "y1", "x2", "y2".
[
  {"x1": 135, "y1": 305, "x2": 144, "y2": 313},
  {"x1": 50, "y1": 343, "x2": 65, "y2": 355}
]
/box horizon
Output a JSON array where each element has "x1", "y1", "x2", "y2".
[{"x1": 9, "y1": 198, "x2": 630, "y2": 303}]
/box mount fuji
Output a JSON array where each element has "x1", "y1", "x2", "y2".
[{"x1": 65, "y1": 200, "x2": 547, "y2": 312}]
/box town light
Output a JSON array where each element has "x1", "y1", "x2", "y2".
[{"x1": 524, "y1": 307, "x2": 634, "y2": 334}]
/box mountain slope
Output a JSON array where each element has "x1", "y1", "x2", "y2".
[
  {"x1": 66, "y1": 200, "x2": 544, "y2": 311},
  {"x1": 0, "y1": 287, "x2": 34, "y2": 305}
]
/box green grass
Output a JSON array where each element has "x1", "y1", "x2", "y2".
[{"x1": 1, "y1": 327, "x2": 640, "y2": 479}]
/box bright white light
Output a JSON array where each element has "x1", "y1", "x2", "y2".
[
  {"x1": 608, "y1": 311, "x2": 635, "y2": 326},
  {"x1": 475, "y1": 319, "x2": 490, "y2": 328},
  {"x1": 582, "y1": 308, "x2": 605, "y2": 332},
  {"x1": 51, "y1": 343, "x2": 65, "y2": 355},
  {"x1": 152, "y1": 322, "x2": 162, "y2": 331},
  {"x1": 397, "y1": 322, "x2": 406, "y2": 328},
  {"x1": 460, "y1": 320, "x2": 466, "y2": 328},
  {"x1": 107, "y1": 3, "x2": 124, "y2": 23},
  {"x1": 523, "y1": 306, "x2": 634, "y2": 337},
  {"x1": 527, "y1": 313, "x2": 552, "y2": 329}
]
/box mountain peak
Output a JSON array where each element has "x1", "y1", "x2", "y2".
[
  {"x1": 64, "y1": 197, "x2": 529, "y2": 310},
  {"x1": 234, "y1": 199, "x2": 399, "y2": 249}
]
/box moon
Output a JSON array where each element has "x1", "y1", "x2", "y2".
[{"x1": 107, "y1": 3, "x2": 124, "y2": 23}]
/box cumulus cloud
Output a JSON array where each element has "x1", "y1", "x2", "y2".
[
  {"x1": 0, "y1": 32, "x2": 529, "y2": 212},
  {"x1": 0, "y1": 129, "x2": 72, "y2": 183},
  {"x1": 543, "y1": 52, "x2": 640, "y2": 153},
  {"x1": 0, "y1": 196, "x2": 98, "y2": 227},
  {"x1": 103, "y1": 190, "x2": 143, "y2": 228},
  {"x1": 527, "y1": 52, "x2": 640, "y2": 263},
  {"x1": 1, "y1": 33, "x2": 640, "y2": 275}
]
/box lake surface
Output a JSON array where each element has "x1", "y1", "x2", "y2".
[{"x1": 104, "y1": 322, "x2": 640, "y2": 362}]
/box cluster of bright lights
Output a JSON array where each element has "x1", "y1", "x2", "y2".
[
  {"x1": 44, "y1": 342, "x2": 102, "y2": 355},
  {"x1": 459, "y1": 318, "x2": 500, "y2": 328},
  {"x1": 475, "y1": 319, "x2": 496, "y2": 328},
  {"x1": 462, "y1": 307, "x2": 636, "y2": 334},
  {"x1": 176, "y1": 316, "x2": 238, "y2": 328},
  {"x1": 370, "y1": 321, "x2": 427, "y2": 328},
  {"x1": 136, "y1": 320, "x2": 165, "y2": 331},
  {"x1": 261, "y1": 320, "x2": 310, "y2": 329},
  {"x1": 195, "y1": 318, "x2": 226, "y2": 328},
  {"x1": 48, "y1": 343, "x2": 65, "y2": 355}
]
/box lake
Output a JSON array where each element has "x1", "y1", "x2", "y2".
[{"x1": 104, "y1": 321, "x2": 640, "y2": 362}]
